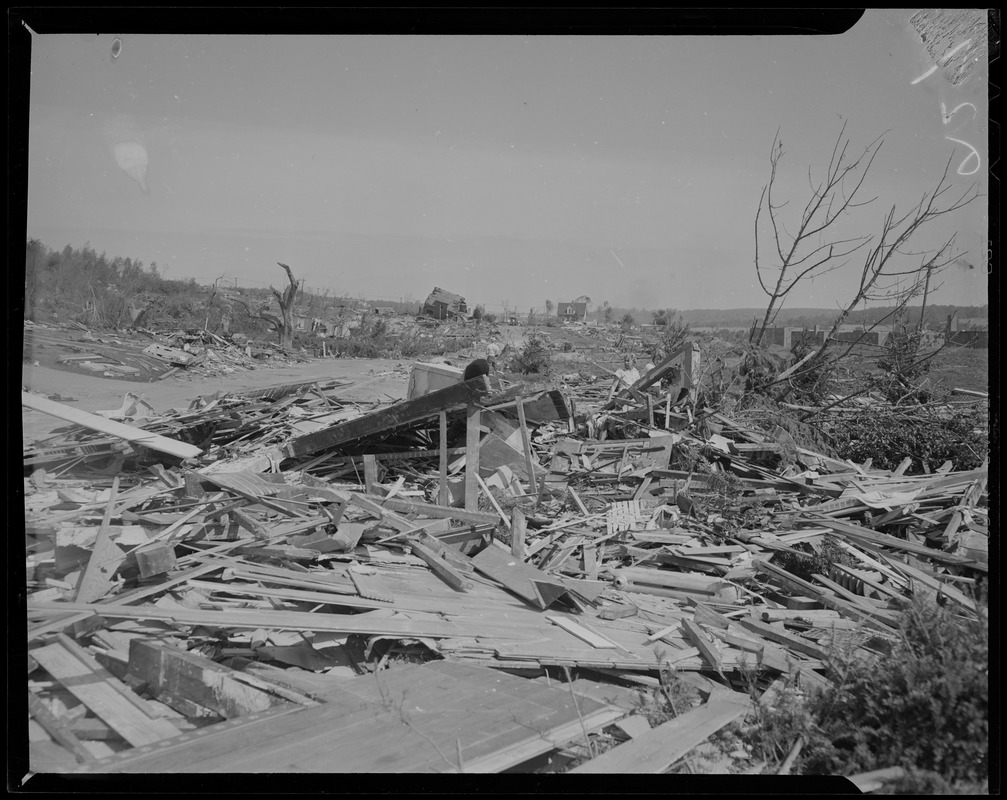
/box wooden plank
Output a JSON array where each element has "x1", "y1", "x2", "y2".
[
  {"x1": 363, "y1": 454, "x2": 379, "y2": 494},
  {"x1": 470, "y1": 544, "x2": 569, "y2": 609},
  {"x1": 74, "y1": 476, "x2": 123, "y2": 604},
  {"x1": 85, "y1": 660, "x2": 621, "y2": 774},
  {"x1": 475, "y1": 472, "x2": 510, "y2": 528},
  {"x1": 515, "y1": 395, "x2": 541, "y2": 495},
  {"x1": 681, "y1": 618, "x2": 726, "y2": 678},
  {"x1": 28, "y1": 601, "x2": 475, "y2": 638},
  {"x1": 438, "y1": 410, "x2": 449, "y2": 505},
  {"x1": 738, "y1": 618, "x2": 829, "y2": 660},
  {"x1": 362, "y1": 494, "x2": 498, "y2": 526},
  {"x1": 568, "y1": 696, "x2": 750, "y2": 773},
  {"x1": 465, "y1": 402, "x2": 482, "y2": 511},
  {"x1": 807, "y1": 516, "x2": 980, "y2": 568},
  {"x1": 283, "y1": 377, "x2": 488, "y2": 458},
  {"x1": 22, "y1": 391, "x2": 202, "y2": 460},
  {"x1": 546, "y1": 615, "x2": 619, "y2": 649},
  {"x1": 511, "y1": 506, "x2": 527, "y2": 559},
  {"x1": 126, "y1": 640, "x2": 302, "y2": 719},
  {"x1": 31, "y1": 640, "x2": 182, "y2": 747},
  {"x1": 408, "y1": 540, "x2": 473, "y2": 592},
  {"x1": 27, "y1": 691, "x2": 97, "y2": 764}
]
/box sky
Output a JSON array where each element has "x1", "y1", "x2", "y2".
[{"x1": 24, "y1": 10, "x2": 989, "y2": 314}]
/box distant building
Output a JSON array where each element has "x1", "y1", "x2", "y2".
[
  {"x1": 557, "y1": 301, "x2": 588, "y2": 321},
  {"x1": 372, "y1": 306, "x2": 396, "y2": 316},
  {"x1": 422, "y1": 287, "x2": 468, "y2": 320}
]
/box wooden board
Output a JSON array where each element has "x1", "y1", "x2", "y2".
[
  {"x1": 31, "y1": 639, "x2": 182, "y2": 747},
  {"x1": 22, "y1": 391, "x2": 202, "y2": 460},
  {"x1": 283, "y1": 378, "x2": 488, "y2": 458},
  {"x1": 568, "y1": 695, "x2": 750, "y2": 773},
  {"x1": 83, "y1": 660, "x2": 623, "y2": 773},
  {"x1": 127, "y1": 640, "x2": 301, "y2": 719}
]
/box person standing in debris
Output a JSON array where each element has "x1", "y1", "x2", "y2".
[
  {"x1": 608, "y1": 354, "x2": 641, "y2": 400},
  {"x1": 485, "y1": 339, "x2": 502, "y2": 370}
]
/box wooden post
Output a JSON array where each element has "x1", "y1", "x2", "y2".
[
  {"x1": 438, "y1": 410, "x2": 449, "y2": 506},
  {"x1": 363, "y1": 454, "x2": 379, "y2": 494},
  {"x1": 646, "y1": 393, "x2": 654, "y2": 427},
  {"x1": 515, "y1": 396, "x2": 540, "y2": 496},
  {"x1": 665, "y1": 392, "x2": 672, "y2": 428},
  {"x1": 682, "y1": 342, "x2": 701, "y2": 404},
  {"x1": 511, "y1": 506, "x2": 526, "y2": 560},
  {"x1": 464, "y1": 402, "x2": 481, "y2": 511}
]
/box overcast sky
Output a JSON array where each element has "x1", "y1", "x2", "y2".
[{"x1": 25, "y1": 10, "x2": 988, "y2": 313}]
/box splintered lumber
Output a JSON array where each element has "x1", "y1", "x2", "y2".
[
  {"x1": 511, "y1": 507, "x2": 527, "y2": 559},
  {"x1": 362, "y1": 495, "x2": 498, "y2": 526},
  {"x1": 27, "y1": 691, "x2": 97, "y2": 764},
  {"x1": 28, "y1": 601, "x2": 472, "y2": 638},
  {"x1": 73, "y1": 476, "x2": 123, "y2": 604},
  {"x1": 438, "y1": 410, "x2": 449, "y2": 505},
  {"x1": 408, "y1": 540, "x2": 473, "y2": 592},
  {"x1": 30, "y1": 637, "x2": 182, "y2": 747},
  {"x1": 22, "y1": 390, "x2": 202, "y2": 460},
  {"x1": 546, "y1": 615, "x2": 620, "y2": 649},
  {"x1": 470, "y1": 544, "x2": 569, "y2": 609},
  {"x1": 133, "y1": 542, "x2": 178, "y2": 579},
  {"x1": 806, "y1": 516, "x2": 983, "y2": 570},
  {"x1": 681, "y1": 619, "x2": 726, "y2": 677},
  {"x1": 82, "y1": 660, "x2": 624, "y2": 774},
  {"x1": 568, "y1": 694, "x2": 750, "y2": 773},
  {"x1": 465, "y1": 402, "x2": 482, "y2": 511},
  {"x1": 126, "y1": 640, "x2": 309, "y2": 719},
  {"x1": 282, "y1": 377, "x2": 489, "y2": 459},
  {"x1": 738, "y1": 618, "x2": 829, "y2": 660}
]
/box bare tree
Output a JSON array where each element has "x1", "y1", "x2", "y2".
[
  {"x1": 751, "y1": 125, "x2": 979, "y2": 400},
  {"x1": 230, "y1": 262, "x2": 302, "y2": 349},
  {"x1": 751, "y1": 123, "x2": 882, "y2": 346}
]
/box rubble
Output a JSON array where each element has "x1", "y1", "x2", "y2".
[{"x1": 22, "y1": 340, "x2": 989, "y2": 774}]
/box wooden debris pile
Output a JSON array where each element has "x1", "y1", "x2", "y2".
[
  {"x1": 24, "y1": 320, "x2": 310, "y2": 384},
  {"x1": 22, "y1": 348, "x2": 988, "y2": 775}
]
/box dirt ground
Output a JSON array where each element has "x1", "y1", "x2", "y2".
[{"x1": 21, "y1": 358, "x2": 412, "y2": 446}]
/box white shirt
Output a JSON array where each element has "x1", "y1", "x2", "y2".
[{"x1": 614, "y1": 367, "x2": 640, "y2": 389}]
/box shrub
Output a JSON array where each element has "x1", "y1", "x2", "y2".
[
  {"x1": 828, "y1": 408, "x2": 988, "y2": 474},
  {"x1": 509, "y1": 333, "x2": 552, "y2": 375},
  {"x1": 801, "y1": 596, "x2": 988, "y2": 788},
  {"x1": 772, "y1": 537, "x2": 859, "y2": 583}
]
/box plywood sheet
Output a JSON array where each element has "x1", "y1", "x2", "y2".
[{"x1": 86, "y1": 661, "x2": 624, "y2": 773}]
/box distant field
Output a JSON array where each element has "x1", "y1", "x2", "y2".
[{"x1": 926, "y1": 344, "x2": 989, "y2": 392}]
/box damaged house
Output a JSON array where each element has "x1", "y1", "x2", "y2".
[
  {"x1": 422, "y1": 287, "x2": 468, "y2": 321},
  {"x1": 557, "y1": 301, "x2": 588, "y2": 322}
]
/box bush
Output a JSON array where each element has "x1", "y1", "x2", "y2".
[
  {"x1": 828, "y1": 408, "x2": 988, "y2": 474},
  {"x1": 801, "y1": 596, "x2": 988, "y2": 788},
  {"x1": 508, "y1": 333, "x2": 552, "y2": 375}
]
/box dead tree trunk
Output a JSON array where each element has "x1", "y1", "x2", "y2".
[{"x1": 229, "y1": 262, "x2": 302, "y2": 349}]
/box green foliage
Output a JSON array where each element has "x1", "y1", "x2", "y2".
[
  {"x1": 508, "y1": 333, "x2": 552, "y2": 375},
  {"x1": 743, "y1": 673, "x2": 827, "y2": 764},
  {"x1": 801, "y1": 597, "x2": 988, "y2": 788},
  {"x1": 657, "y1": 315, "x2": 692, "y2": 355},
  {"x1": 828, "y1": 408, "x2": 988, "y2": 474},
  {"x1": 773, "y1": 537, "x2": 859, "y2": 583},
  {"x1": 620, "y1": 312, "x2": 635, "y2": 331}
]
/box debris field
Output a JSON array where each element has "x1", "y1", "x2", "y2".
[{"x1": 22, "y1": 340, "x2": 989, "y2": 775}]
